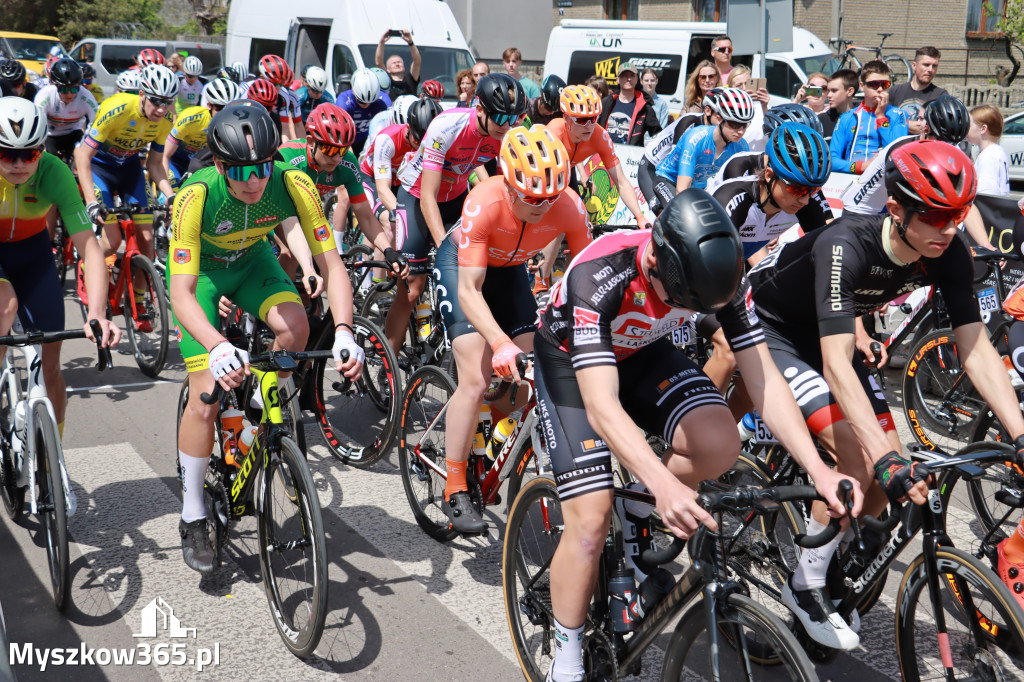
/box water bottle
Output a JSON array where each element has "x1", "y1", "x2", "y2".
[
  {"x1": 628, "y1": 567, "x2": 674, "y2": 623},
  {"x1": 737, "y1": 412, "x2": 757, "y2": 442},
  {"x1": 237, "y1": 426, "x2": 259, "y2": 459},
  {"x1": 608, "y1": 559, "x2": 637, "y2": 633},
  {"x1": 415, "y1": 303, "x2": 432, "y2": 341},
  {"x1": 220, "y1": 407, "x2": 244, "y2": 464},
  {"x1": 486, "y1": 417, "x2": 517, "y2": 461},
  {"x1": 14, "y1": 401, "x2": 27, "y2": 435},
  {"x1": 471, "y1": 403, "x2": 491, "y2": 457}
]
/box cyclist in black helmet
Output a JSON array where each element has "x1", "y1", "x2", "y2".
[
  {"x1": 524, "y1": 73, "x2": 565, "y2": 128},
  {"x1": 0, "y1": 59, "x2": 36, "y2": 100}
]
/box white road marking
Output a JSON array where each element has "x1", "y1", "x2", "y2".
[{"x1": 67, "y1": 380, "x2": 178, "y2": 393}]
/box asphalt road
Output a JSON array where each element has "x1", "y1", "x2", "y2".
[{"x1": 0, "y1": 297, "x2": 1019, "y2": 682}]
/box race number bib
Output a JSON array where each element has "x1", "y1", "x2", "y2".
[
  {"x1": 754, "y1": 416, "x2": 777, "y2": 443},
  {"x1": 978, "y1": 287, "x2": 998, "y2": 323},
  {"x1": 671, "y1": 322, "x2": 694, "y2": 347}
]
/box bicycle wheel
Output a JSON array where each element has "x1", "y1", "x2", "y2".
[
  {"x1": 896, "y1": 546, "x2": 1024, "y2": 681},
  {"x1": 33, "y1": 402, "x2": 70, "y2": 611},
  {"x1": 940, "y1": 435, "x2": 1021, "y2": 546},
  {"x1": 359, "y1": 283, "x2": 393, "y2": 330},
  {"x1": 503, "y1": 475, "x2": 562, "y2": 682},
  {"x1": 123, "y1": 254, "x2": 169, "y2": 378},
  {"x1": 314, "y1": 315, "x2": 400, "y2": 468},
  {"x1": 902, "y1": 329, "x2": 986, "y2": 454},
  {"x1": 256, "y1": 436, "x2": 328, "y2": 658},
  {"x1": 0, "y1": 378, "x2": 24, "y2": 520},
  {"x1": 398, "y1": 365, "x2": 459, "y2": 541},
  {"x1": 661, "y1": 592, "x2": 818, "y2": 681},
  {"x1": 344, "y1": 243, "x2": 375, "y2": 304},
  {"x1": 884, "y1": 54, "x2": 913, "y2": 85},
  {"x1": 52, "y1": 219, "x2": 70, "y2": 287}
]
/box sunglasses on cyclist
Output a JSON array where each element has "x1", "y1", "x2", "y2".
[
  {"x1": 914, "y1": 205, "x2": 970, "y2": 228},
  {"x1": 721, "y1": 119, "x2": 748, "y2": 130},
  {"x1": 224, "y1": 160, "x2": 274, "y2": 181},
  {"x1": 863, "y1": 79, "x2": 892, "y2": 91},
  {"x1": 57, "y1": 85, "x2": 78, "y2": 95},
  {"x1": 489, "y1": 112, "x2": 520, "y2": 127},
  {"x1": 513, "y1": 188, "x2": 558, "y2": 207},
  {"x1": 0, "y1": 146, "x2": 42, "y2": 164},
  {"x1": 778, "y1": 177, "x2": 820, "y2": 198},
  {"x1": 146, "y1": 95, "x2": 175, "y2": 108},
  {"x1": 567, "y1": 115, "x2": 597, "y2": 127},
  {"x1": 316, "y1": 142, "x2": 348, "y2": 158}
]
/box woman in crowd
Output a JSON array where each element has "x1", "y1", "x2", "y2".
[
  {"x1": 640, "y1": 67, "x2": 669, "y2": 127},
  {"x1": 683, "y1": 60, "x2": 721, "y2": 112},
  {"x1": 792, "y1": 71, "x2": 829, "y2": 114},
  {"x1": 456, "y1": 68, "x2": 475, "y2": 105}
]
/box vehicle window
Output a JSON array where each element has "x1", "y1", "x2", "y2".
[
  {"x1": 566, "y1": 51, "x2": 683, "y2": 95},
  {"x1": 5, "y1": 37, "x2": 64, "y2": 61},
  {"x1": 332, "y1": 44, "x2": 358, "y2": 88},
  {"x1": 765, "y1": 58, "x2": 800, "y2": 98},
  {"x1": 174, "y1": 46, "x2": 223, "y2": 76},
  {"x1": 1004, "y1": 116, "x2": 1024, "y2": 136},
  {"x1": 69, "y1": 42, "x2": 95, "y2": 64},
  {"x1": 100, "y1": 44, "x2": 166, "y2": 75},
  {"x1": 357, "y1": 44, "x2": 473, "y2": 95},
  {"x1": 250, "y1": 38, "x2": 286, "y2": 75}
]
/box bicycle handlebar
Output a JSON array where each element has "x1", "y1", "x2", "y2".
[
  {"x1": 485, "y1": 353, "x2": 533, "y2": 404},
  {"x1": 104, "y1": 203, "x2": 166, "y2": 216},
  {"x1": 345, "y1": 260, "x2": 400, "y2": 291},
  {"x1": 200, "y1": 348, "x2": 343, "y2": 405},
  {"x1": 0, "y1": 320, "x2": 112, "y2": 372}
]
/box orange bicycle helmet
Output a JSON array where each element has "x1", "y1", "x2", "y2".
[
  {"x1": 499, "y1": 125, "x2": 569, "y2": 198},
  {"x1": 559, "y1": 84, "x2": 602, "y2": 118}
]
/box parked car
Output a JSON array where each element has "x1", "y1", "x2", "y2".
[
  {"x1": 0, "y1": 31, "x2": 66, "y2": 77},
  {"x1": 999, "y1": 109, "x2": 1024, "y2": 182},
  {"x1": 67, "y1": 38, "x2": 223, "y2": 97}
]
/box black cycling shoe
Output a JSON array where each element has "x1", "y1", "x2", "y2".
[
  {"x1": 179, "y1": 518, "x2": 217, "y2": 574},
  {"x1": 443, "y1": 491, "x2": 487, "y2": 534}
]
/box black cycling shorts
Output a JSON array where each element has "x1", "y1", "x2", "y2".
[
  {"x1": 434, "y1": 234, "x2": 538, "y2": 341},
  {"x1": 395, "y1": 186, "x2": 467, "y2": 275},
  {"x1": 534, "y1": 335, "x2": 726, "y2": 501},
  {"x1": 44, "y1": 130, "x2": 83, "y2": 165},
  {"x1": 0, "y1": 230, "x2": 65, "y2": 333},
  {"x1": 761, "y1": 322, "x2": 895, "y2": 436},
  {"x1": 637, "y1": 156, "x2": 675, "y2": 217}
]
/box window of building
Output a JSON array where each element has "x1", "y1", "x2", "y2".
[
  {"x1": 604, "y1": 0, "x2": 639, "y2": 20},
  {"x1": 695, "y1": 0, "x2": 727, "y2": 22},
  {"x1": 966, "y1": 0, "x2": 1004, "y2": 36}
]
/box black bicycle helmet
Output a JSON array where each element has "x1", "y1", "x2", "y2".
[
  {"x1": 0, "y1": 59, "x2": 26, "y2": 85},
  {"x1": 475, "y1": 73, "x2": 527, "y2": 118},
  {"x1": 651, "y1": 188, "x2": 743, "y2": 313},
  {"x1": 207, "y1": 100, "x2": 280, "y2": 163},
  {"x1": 79, "y1": 62, "x2": 96, "y2": 80},
  {"x1": 49, "y1": 58, "x2": 84, "y2": 88},
  {"x1": 406, "y1": 97, "x2": 444, "y2": 141},
  {"x1": 540, "y1": 74, "x2": 567, "y2": 112},
  {"x1": 924, "y1": 93, "x2": 970, "y2": 145},
  {"x1": 762, "y1": 102, "x2": 823, "y2": 136}
]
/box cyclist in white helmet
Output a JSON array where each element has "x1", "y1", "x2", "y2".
[
  {"x1": 364, "y1": 93, "x2": 417, "y2": 155},
  {"x1": 296, "y1": 65, "x2": 332, "y2": 125},
  {"x1": 175, "y1": 54, "x2": 206, "y2": 113},
  {"x1": 115, "y1": 70, "x2": 141, "y2": 95},
  {"x1": 335, "y1": 67, "x2": 387, "y2": 156}
]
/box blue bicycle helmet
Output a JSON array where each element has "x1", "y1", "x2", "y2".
[
  {"x1": 766, "y1": 123, "x2": 831, "y2": 187},
  {"x1": 762, "y1": 102, "x2": 823, "y2": 136}
]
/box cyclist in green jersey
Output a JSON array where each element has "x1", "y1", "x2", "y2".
[{"x1": 169, "y1": 101, "x2": 364, "y2": 574}]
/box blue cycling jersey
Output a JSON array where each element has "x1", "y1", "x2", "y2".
[
  {"x1": 335, "y1": 90, "x2": 391, "y2": 145},
  {"x1": 655, "y1": 124, "x2": 748, "y2": 189},
  {"x1": 830, "y1": 104, "x2": 909, "y2": 173},
  {"x1": 295, "y1": 87, "x2": 334, "y2": 124}
]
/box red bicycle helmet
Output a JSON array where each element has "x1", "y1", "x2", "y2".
[
  {"x1": 137, "y1": 48, "x2": 165, "y2": 68},
  {"x1": 420, "y1": 79, "x2": 445, "y2": 100},
  {"x1": 248, "y1": 78, "x2": 278, "y2": 108},
  {"x1": 885, "y1": 140, "x2": 977, "y2": 212},
  {"x1": 306, "y1": 103, "x2": 356, "y2": 148},
  {"x1": 258, "y1": 55, "x2": 293, "y2": 87}
]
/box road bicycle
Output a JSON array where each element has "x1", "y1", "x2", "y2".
[
  {"x1": 503, "y1": 477, "x2": 830, "y2": 681},
  {"x1": 77, "y1": 203, "x2": 169, "y2": 378},
  {"x1": 176, "y1": 348, "x2": 333, "y2": 658},
  {"x1": 826, "y1": 33, "x2": 912, "y2": 84},
  {"x1": 0, "y1": 319, "x2": 111, "y2": 611},
  {"x1": 398, "y1": 354, "x2": 545, "y2": 540}
]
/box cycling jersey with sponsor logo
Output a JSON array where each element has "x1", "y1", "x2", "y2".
[
  {"x1": 537, "y1": 228, "x2": 764, "y2": 369},
  {"x1": 169, "y1": 162, "x2": 334, "y2": 276},
  {"x1": 33, "y1": 84, "x2": 98, "y2": 136},
  {"x1": 749, "y1": 213, "x2": 980, "y2": 336},
  {"x1": 335, "y1": 90, "x2": 388, "y2": 144},
  {"x1": 0, "y1": 152, "x2": 91, "y2": 242},
  {"x1": 456, "y1": 176, "x2": 593, "y2": 268},
  {"x1": 655, "y1": 124, "x2": 748, "y2": 188},
  {"x1": 642, "y1": 112, "x2": 702, "y2": 165},
  {"x1": 830, "y1": 104, "x2": 909, "y2": 173},
  {"x1": 168, "y1": 106, "x2": 210, "y2": 162},
  {"x1": 84, "y1": 92, "x2": 173, "y2": 166},
  {"x1": 545, "y1": 118, "x2": 619, "y2": 168},
  {"x1": 361, "y1": 123, "x2": 414, "y2": 187},
  {"x1": 399, "y1": 107, "x2": 501, "y2": 202},
  {"x1": 175, "y1": 74, "x2": 206, "y2": 113},
  {"x1": 839, "y1": 135, "x2": 916, "y2": 215},
  {"x1": 275, "y1": 139, "x2": 366, "y2": 203}
]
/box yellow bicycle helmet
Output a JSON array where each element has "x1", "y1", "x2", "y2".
[
  {"x1": 499, "y1": 125, "x2": 570, "y2": 197},
  {"x1": 560, "y1": 84, "x2": 602, "y2": 118}
]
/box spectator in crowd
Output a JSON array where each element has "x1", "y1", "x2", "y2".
[
  {"x1": 792, "y1": 72, "x2": 830, "y2": 114},
  {"x1": 456, "y1": 68, "x2": 475, "y2": 104},
  {"x1": 830, "y1": 60, "x2": 908, "y2": 174},
  {"x1": 819, "y1": 69, "x2": 857, "y2": 143},
  {"x1": 683, "y1": 60, "x2": 721, "y2": 113},
  {"x1": 502, "y1": 47, "x2": 541, "y2": 99},
  {"x1": 968, "y1": 104, "x2": 1010, "y2": 196},
  {"x1": 524, "y1": 74, "x2": 565, "y2": 127},
  {"x1": 375, "y1": 29, "x2": 422, "y2": 99},
  {"x1": 597, "y1": 60, "x2": 661, "y2": 145},
  {"x1": 472, "y1": 61, "x2": 490, "y2": 83},
  {"x1": 167, "y1": 53, "x2": 183, "y2": 73},
  {"x1": 710, "y1": 35, "x2": 734, "y2": 82},
  {"x1": 640, "y1": 67, "x2": 669, "y2": 127},
  {"x1": 726, "y1": 64, "x2": 770, "y2": 150},
  {"x1": 889, "y1": 46, "x2": 948, "y2": 134},
  {"x1": 586, "y1": 74, "x2": 609, "y2": 99}
]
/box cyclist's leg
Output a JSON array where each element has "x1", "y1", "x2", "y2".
[
  {"x1": 485, "y1": 262, "x2": 538, "y2": 417},
  {"x1": 636, "y1": 156, "x2": 662, "y2": 216},
  {"x1": 652, "y1": 173, "x2": 678, "y2": 210},
  {"x1": 122, "y1": 159, "x2": 155, "y2": 261},
  {"x1": 90, "y1": 161, "x2": 122, "y2": 257},
  {"x1": 387, "y1": 188, "x2": 432, "y2": 354}
]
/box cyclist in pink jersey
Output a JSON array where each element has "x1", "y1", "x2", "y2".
[{"x1": 384, "y1": 74, "x2": 526, "y2": 355}]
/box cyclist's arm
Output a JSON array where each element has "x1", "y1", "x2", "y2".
[
  {"x1": 279, "y1": 215, "x2": 318, "y2": 284},
  {"x1": 375, "y1": 178, "x2": 398, "y2": 214},
  {"x1": 70, "y1": 230, "x2": 115, "y2": 334},
  {"x1": 73, "y1": 144, "x2": 100, "y2": 206},
  {"x1": 458, "y1": 265, "x2": 507, "y2": 346},
  {"x1": 146, "y1": 149, "x2": 174, "y2": 200},
  {"x1": 956, "y1": 320, "x2": 1024, "y2": 439},
  {"x1": 675, "y1": 138, "x2": 697, "y2": 192},
  {"x1": 608, "y1": 164, "x2": 648, "y2": 227},
  {"x1": 474, "y1": 164, "x2": 490, "y2": 181},
  {"x1": 419, "y1": 167, "x2": 448, "y2": 247},
  {"x1": 352, "y1": 199, "x2": 393, "y2": 252},
  {"x1": 161, "y1": 137, "x2": 179, "y2": 184}
]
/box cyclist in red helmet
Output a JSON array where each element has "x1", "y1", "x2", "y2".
[
  {"x1": 247, "y1": 77, "x2": 298, "y2": 142},
  {"x1": 419, "y1": 79, "x2": 444, "y2": 100},
  {"x1": 254, "y1": 54, "x2": 303, "y2": 140},
  {"x1": 136, "y1": 48, "x2": 166, "y2": 68}
]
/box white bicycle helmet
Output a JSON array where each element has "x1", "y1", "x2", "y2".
[
  {"x1": 116, "y1": 70, "x2": 141, "y2": 93},
  {"x1": 391, "y1": 94, "x2": 418, "y2": 125},
  {"x1": 203, "y1": 78, "x2": 242, "y2": 107},
  {"x1": 0, "y1": 97, "x2": 47, "y2": 149},
  {"x1": 182, "y1": 55, "x2": 203, "y2": 77},
  {"x1": 139, "y1": 64, "x2": 180, "y2": 99},
  {"x1": 231, "y1": 60, "x2": 249, "y2": 80},
  {"x1": 702, "y1": 87, "x2": 755, "y2": 124},
  {"x1": 370, "y1": 67, "x2": 391, "y2": 91},
  {"x1": 350, "y1": 68, "x2": 380, "y2": 105},
  {"x1": 304, "y1": 66, "x2": 328, "y2": 93}
]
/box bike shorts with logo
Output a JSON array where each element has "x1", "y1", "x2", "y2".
[
  {"x1": 395, "y1": 186, "x2": 467, "y2": 275},
  {"x1": 44, "y1": 130, "x2": 83, "y2": 165},
  {"x1": 434, "y1": 234, "x2": 538, "y2": 341},
  {"x1": 172, "y1": 241, "x2": 302, "y2": 372},
  {"x1": 534, "y1": 335, "x2": 725, "y2": 502},
  {"x1": 761, "y1": 321, "x2": 895, "y2": 435},
  {"x1": 91, "y1": 157, "x2": 153, "y2": 226},
  {"x1": 636, "y1": 156, "x2": 675, "y2": 217},
  {"x1": 0, "y1": 230, "x2": 64, "y2": 333}
]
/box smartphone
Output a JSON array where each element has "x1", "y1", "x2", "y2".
[
  {"x1": 750, "y1": 77, "x2": 766, "y2": 91},
  {"x1": 388, "y1": 29, "x2": 404, "y2": 38},
  {"x1": 804, "y1": 85, "x2": 823, "y2": 97}
]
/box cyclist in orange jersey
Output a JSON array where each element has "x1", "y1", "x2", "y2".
[{"x1": 432, "y1": 125, "x2": 592, "y2": 533}]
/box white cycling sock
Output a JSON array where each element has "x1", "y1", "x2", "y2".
[
  {"x1": 550, "y1": 618, "x2": 585, "y2": 682},
  {"x1": 179, "y1": 450, "x2": 209, "y2": 523},
  {"x1": 791, "y1": 517, "x2": 841, "y2": 591}
]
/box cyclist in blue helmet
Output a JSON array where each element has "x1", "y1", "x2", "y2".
[{"x1": 763, "y1": 102, "x2": 824, "y2": 137}]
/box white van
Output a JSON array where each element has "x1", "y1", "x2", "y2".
[
  {"x1": 544, "y1": 20, "x2": 834, "y2": 116},
  {"x1": 225, "y1": 0, "x2": 474, "y2": 100}
]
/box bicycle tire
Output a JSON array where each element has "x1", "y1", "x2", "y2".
[
  {"x1": 895, "y1": 545, "x2": 1024, "y2": 681},
  {"x1": 314, "y1": 315, "x2": 400, "y2": 468},
  {"x1": 344, "y1": 243, "x2": 376, "y2": 306},
  {"x1": 940, "y1": 434, "x2": 1021, "y2": 546},
  {"x1": 256, "y1": 435, "x2": 328, "y2": 658},
  {"x1": 34, "y1": 402, "x2": 70, "y2": 611},
  {"x1": 902, "y1": 329, "x2": 986, "y2": 454},
  {"x1": 398, "y1": 365, "x2": 459, "y2": 541},
  {"x1": 359, "y1": 283, "x2": 393, "y2": 330},
  {"x1": 884, "y1": 54, "x2": 913, "y2": 85},
  {"x1": 661, "y1": 592, "x2": 819, "y2": 681},
  {"x1": 123, "y1": 254, "x2": 169, "y2": 378},
  {"x1": 0, "y1": 374, "x2": 24, "y2": 520},
  {"x1": 53, "y1": 219, "x2": 70, "y2": 287},
  {"x1": 503, "y1": 475, "x2": 561, "y2": 682}
]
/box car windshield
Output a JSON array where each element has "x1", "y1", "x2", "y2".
[
  {"x1": 4, "y1": 37, "x2": 64, "y2": 61},
  {"x1": 797, "y1": 54, "x2": 835, "y2": 77},
  {"x1": 357, "y1": 44, "x2": 474, "y2": 96}
]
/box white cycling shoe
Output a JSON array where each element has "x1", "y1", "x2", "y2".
[{"x1": 782, "y1": 577, "x2": 860, "y2": 651}]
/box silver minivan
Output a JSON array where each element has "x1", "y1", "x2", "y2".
[{"x1": 67, "y1": 38, "x2": 224, "y2": 97}]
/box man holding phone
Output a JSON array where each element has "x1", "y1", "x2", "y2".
[{"x1": 375, "y1": 29, "x2": 421, "y2": 99}]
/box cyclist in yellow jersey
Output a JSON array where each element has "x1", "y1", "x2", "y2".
[
  {"x1": 74, "y1": 64, "x2": 178, "y2": 265},
  {"x1": 81, "y1": 63, "x2": 104, "y2": 105},
  {"x1": 161, "y1": 78, "x2": 242, "y2": 188}
]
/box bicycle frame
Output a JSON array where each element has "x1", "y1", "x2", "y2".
[{"x1": 107, "y1": 214, "x2": 146, "y2": 319}]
